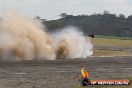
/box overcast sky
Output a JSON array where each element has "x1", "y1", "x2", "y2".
[{"x1": 0, "y1": 0, "x2": 132, "y2": 20}]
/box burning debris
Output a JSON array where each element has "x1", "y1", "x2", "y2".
[
  {"x1": 0, "y1": 12, "x2": 93, "y2": 61},
  {"x1": 81, "y1": 67, "x2": 89, "y2": 78},
  {"x1": 79, "y1": 67, "x2": 130, "y2": 86},
  {"x1": 79, "y1": 67, "x2": 91, "y2": 86}
]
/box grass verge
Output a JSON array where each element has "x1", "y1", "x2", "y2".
[{"x1": 91, "y1": 37, "x2": 132, "y2": 46}]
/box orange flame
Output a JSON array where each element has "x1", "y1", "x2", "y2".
[{"x1": 81, "y1": 67, "x2": 89, "y2": 78}]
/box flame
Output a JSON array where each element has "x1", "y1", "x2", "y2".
[{"x1": 81, "y1": 67, "x2": 89, "y2": 78}]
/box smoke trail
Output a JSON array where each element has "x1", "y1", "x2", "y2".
[{"x1": 0, "y1": 12, "x2": 93, "y2": 61}]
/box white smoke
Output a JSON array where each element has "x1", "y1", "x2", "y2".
[
  {"x1": 52, "y1": 27, "x2": 93, "y2": 59},
  {"x1": 0, "y1": 12, "x2": 93, "y2": 61}
]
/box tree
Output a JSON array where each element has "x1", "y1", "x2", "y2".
[
  {"x1": 59, "y1": 13, "x2": 68, "y2": 18},
  {"x1": 103, "y1": 10, "x2": 110, "y2": 15},
  {"x1": 119, "y1": 14, "x2": 125, "y2": 18}
]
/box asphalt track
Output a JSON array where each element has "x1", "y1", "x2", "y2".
[{"x1": 0, "y1": 57, "x2": 132, "y2": 88}]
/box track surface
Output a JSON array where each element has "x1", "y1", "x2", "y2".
[{"x1": 0, "y1": 57, "x2": 132, "y2": 88}]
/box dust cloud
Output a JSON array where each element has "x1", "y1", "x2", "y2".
[{"x1": 0, "y1": 12, "x2": 93, "y2": 61}]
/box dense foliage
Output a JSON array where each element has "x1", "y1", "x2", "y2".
[{"x1": 42, "y1": 11, "x2": 132, "y2": 37}]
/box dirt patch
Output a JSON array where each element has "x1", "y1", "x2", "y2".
[{"x1": 0, "y1": 57, "x2": 132, "y2": 88}]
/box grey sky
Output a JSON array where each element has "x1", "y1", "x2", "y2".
[{"x1": 0, "y1": 0, "x2": 132, "y2": 20}]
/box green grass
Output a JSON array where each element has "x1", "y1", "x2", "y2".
[
  {"x1": 91, "y1": 37, "x2": 132, "y2": 46},
  {"x1": 95, "y1": 35, "x2": 132, "y2": 40},
  {"x1": 91, "y1": 35, "x2": 132, "y2": 56}
]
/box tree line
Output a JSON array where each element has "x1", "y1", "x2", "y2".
[{"x1": 40, "y1": 11, "x2": 132, "y2": 37}]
